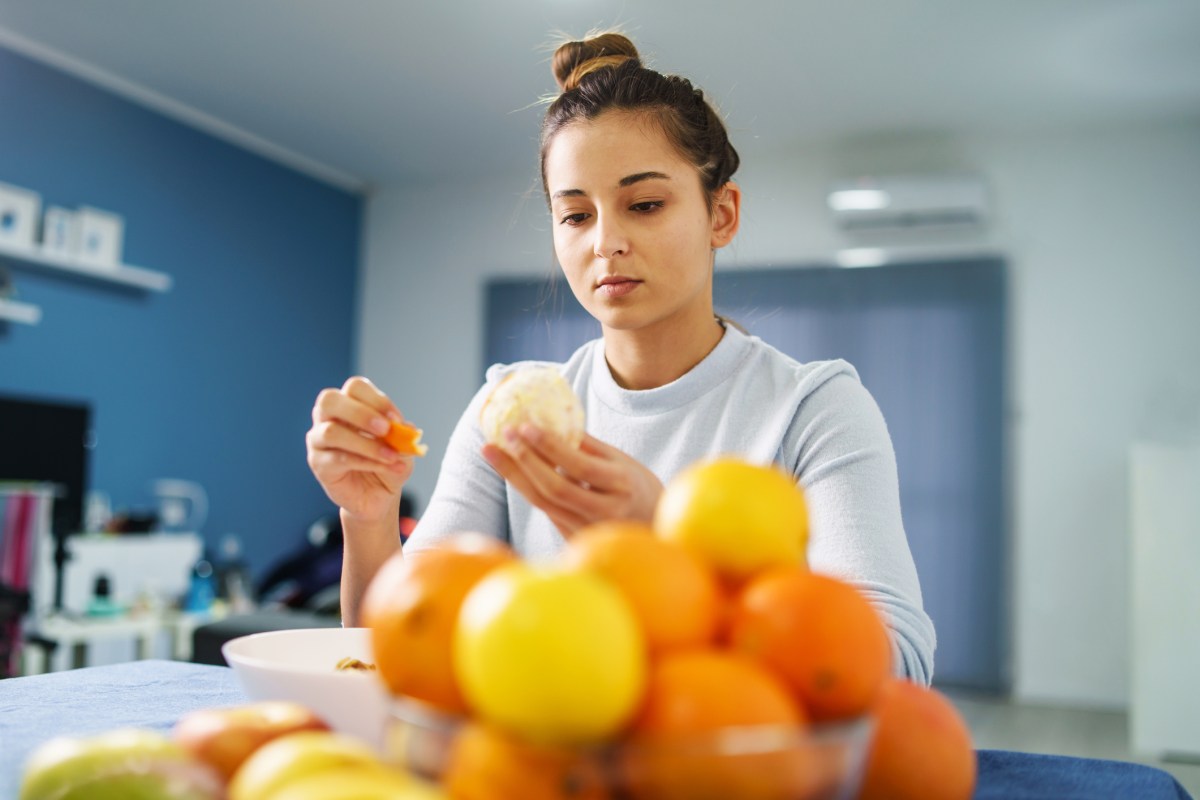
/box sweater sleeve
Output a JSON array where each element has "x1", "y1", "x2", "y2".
[
  {"x1": 405, "y1": 378, "x2": 510, "y2": 551},
  {"x1": 785, "y1": 369, "x2": 937, "y2": 685}
]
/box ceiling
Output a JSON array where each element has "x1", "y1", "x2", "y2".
[{"x1": 1, "y1": 0, "x2": 1198, "y2": 192}]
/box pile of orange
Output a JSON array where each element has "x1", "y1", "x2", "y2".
[{"x1": 363, "y1": 457, "x2": 976, "y2": 800}]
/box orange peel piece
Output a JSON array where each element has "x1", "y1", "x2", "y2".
[{"x1": 383, "y1": 419, "x2": 428, "y2": 457}]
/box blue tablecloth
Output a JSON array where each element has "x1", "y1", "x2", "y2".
[{"x1": 0, "y1": 660, "x2": 1192, "y2": 799}]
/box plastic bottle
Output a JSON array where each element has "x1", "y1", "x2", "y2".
[{"x1": 183, "y1": 558, "x2": 215, "y2": 614}]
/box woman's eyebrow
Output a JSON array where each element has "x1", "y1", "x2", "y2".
[
  {"x1": 551, "y1": 171, "x2": 672, "y2": 200},
  {"x1": 619, "y1": 171, "x2": 671, "y2": 187}
]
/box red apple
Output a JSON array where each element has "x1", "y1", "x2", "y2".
[{"x1": 172, "y1": 701, "x2": 329, "y2": 781}]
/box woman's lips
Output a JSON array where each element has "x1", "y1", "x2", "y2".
[{"x1": 596, "y1": 277, "x2": 641, "y2": 298}]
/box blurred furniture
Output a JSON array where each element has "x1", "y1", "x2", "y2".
[
  {"x1": 1131, "y1": 441, "x2": 1200, "y2": 759},
  {"x1": 21, "y1": 610, "x2": 209, "y2": 674},
  {"x1": 31, "y1": 532, "x2": 202, "y2": 618},
  {"x1": 15, "y1": 531, "x2": 204, "y2": 673},
  {"x1": 0, "y1": 485, "x2": 54, "y2": 678},
  {"x1": 2, "y1": 660, "x2": 1193, "y2": 800}
]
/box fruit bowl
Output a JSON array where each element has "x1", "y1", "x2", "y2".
[
  {"x1": 221, "y1": 627, "x2": 392, "y2": 750},
  {"x1": 384, "y1": 696, "x2": 874, "y2": 800}
]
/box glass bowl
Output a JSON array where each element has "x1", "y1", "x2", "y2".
[{"x1": 384, "y1": 696, "x2": 874, "y2": 800}]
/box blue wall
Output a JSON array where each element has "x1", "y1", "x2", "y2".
[{"x1": 0, "y1": 45, "x2": 361, "y2": 580}]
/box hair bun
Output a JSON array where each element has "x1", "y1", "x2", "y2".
[{"x1": 552, "y1": 32, "x2": 640, "y2": 92}]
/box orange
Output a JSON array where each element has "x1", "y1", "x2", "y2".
[
  {"x1": 361, "y1": 533, "x2": 514, "y2": 713},
  {"x1": 454, "y1": 563, "x2": 646, "y2": 745},
  {"x1": 653, "y1": 458, "x2": 807, "y2": 581},
  {"x1": 857, "y1": 679, "x2": 976, "y2": 800},
  {"x1": 559, "y1": 521, "x2": 720, "y2": 654},
  {"x1": 442, "y1": 721, "x2": 610, "y2": 800},
  {"x1": 383, "y1": 420, "x2": 428, "y2": 456},
  {"x1": 728, "y1": 568, "x2": 892, "y2": 722},
  {"x1": 619, "y1": 649, "x2": 819, "y2": 800}
]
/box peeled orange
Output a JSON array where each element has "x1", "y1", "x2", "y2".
[{"x1": 383, "y1": 420, "x2": 428, "y2": 456}]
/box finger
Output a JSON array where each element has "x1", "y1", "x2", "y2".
[
  {"x1": 482, "y1": 445, "x2": 592, "y2": 529},
  {"x1": 516, "y1": 426, "x2": 626, "y2": 495},
  {"x1": 342, "y1": 376, "x2": 401, "y2": 419},
  {"x1": 308, "y1": 443, "x2": 412, "y2": 484},
  {"x1": 578, "y1": 433, "x2": 620, "y2": 457},
  {"x1": 500, "y1": 436, "x2": 613, "y2": 520},
  {"x1": 314, "y1": 384, "x2": 396, "y2": 439},
  {"x1": 308, "y1": 421, "x2": 409, "y2": 468}
]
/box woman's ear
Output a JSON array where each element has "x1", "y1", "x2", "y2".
[{"x1": 710, "y1": 181, "x2": 742, "y2": 249}]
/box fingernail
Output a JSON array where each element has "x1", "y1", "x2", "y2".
[
  {"x1": 379, "y1": 445, "x2": 398, "y2": 461},
  {"x1": 518, "y1": 424, "x2": 539, "y2": 442},
  {"x1": 370, "y1": 417, "x2": 390, "y2": 435}
]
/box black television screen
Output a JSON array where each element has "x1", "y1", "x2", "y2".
[{"x1": 0, "y1": 394, "x2": 91, "y2": 538}]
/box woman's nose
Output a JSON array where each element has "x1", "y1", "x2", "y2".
[{"x1": 593, "y1": 214, "x2": 629, "y2": 259}]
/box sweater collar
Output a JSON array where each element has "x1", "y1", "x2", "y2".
[{"x1": 590, "y1": 323, "x2": 751, "y2": 415}]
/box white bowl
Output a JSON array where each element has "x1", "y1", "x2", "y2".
[{"x1": 222, "y1": 627, "x2": 391, "y2": 750}]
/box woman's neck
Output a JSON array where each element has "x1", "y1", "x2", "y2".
[{"x1": 602, "y1": 313, "x2": 726, "y2": 390}]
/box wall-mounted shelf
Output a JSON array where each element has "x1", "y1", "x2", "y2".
[
  {"x1": 0, "y1": 240, "x2": 172, "y2": 292},
  {"x1": 0, "y1": 297, "x2": 41, "y2": 325}
]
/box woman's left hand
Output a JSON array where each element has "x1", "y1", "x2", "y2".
[{"x1": 481, "y1": 424, "x2": 663, "y2": 537}]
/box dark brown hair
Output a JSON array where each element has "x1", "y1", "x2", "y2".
[{"x1": 540, "y1": 33, "x2": 740, "y2": 210}]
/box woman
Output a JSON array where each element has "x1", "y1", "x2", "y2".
[{"x1": 306, "y1": 33, "x2": 936, "y2": 682}]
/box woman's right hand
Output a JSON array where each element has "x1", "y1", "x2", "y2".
[{"x1": 305, "y1": 376, "x2": 414, "y2": 522}]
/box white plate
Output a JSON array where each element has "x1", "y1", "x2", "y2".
[{"x1": 222, "y1": 627, "x2": 391, "y2": 750}]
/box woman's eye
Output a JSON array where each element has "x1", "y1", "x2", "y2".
[
  {"x1": 560, "y1": 212, "x2": 590, "y2": 226},
  {"x1": 630, "y1": 200, "x2": 665, "y2": 214}
]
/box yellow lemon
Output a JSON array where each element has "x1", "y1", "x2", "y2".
[
  {"x1": 262, "y1": 765, "x2": 445, "y2": 800},
  {"x1": 228, "y1": 730, "x2": 384, "y2": 800},
  {"x1": 653, "y1": 457, "x2": 808, "y2": 580},
  {"x1": 454, "y1": 562, "x2": 646, "y2": 745}
]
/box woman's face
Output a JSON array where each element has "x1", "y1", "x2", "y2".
[{"x1": 543, "y1": 110, "x2": 735, "y2": 336}]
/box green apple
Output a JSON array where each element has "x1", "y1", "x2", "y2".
[{"x1": 20, "y1": 728, "x2": 223, "y2": 800}]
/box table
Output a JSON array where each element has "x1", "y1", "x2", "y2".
[
  {"x1": 0, "y1": 660, "x2": 1193, "y2": 800},
  {"x1": 21, "y1": 610, "x2": 209, "y2": 673}
]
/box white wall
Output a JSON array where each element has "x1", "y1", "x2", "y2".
[{"x1": 358, "y1": 117, "x2": 1200, "y2": 709}]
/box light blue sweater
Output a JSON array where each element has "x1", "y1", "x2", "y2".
[{"x1": 409, "y1": 324, "x2": 937, "y2": 684}]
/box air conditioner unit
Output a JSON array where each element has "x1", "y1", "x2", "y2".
[{"x1": 827, "y1": 174, "x2": 989, "y2": 232}]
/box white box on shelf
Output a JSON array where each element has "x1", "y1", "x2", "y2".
[
  {"x1": 40, "y1": 205, "x2": 81, "y2": 258},
  {"x1": 0, "y1": 181, "x2": 42, "y2": 250},
  {"x1": 77, "y1": 206, "x2": 124, "y2": 268}
]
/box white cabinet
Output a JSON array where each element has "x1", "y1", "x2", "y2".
[
  {"x1": 1130, "y1": 441, "x2": 1200, "y2": 758},
  {"x1": 32, "y1": 532, "x2": 202, "y2": 616}
]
